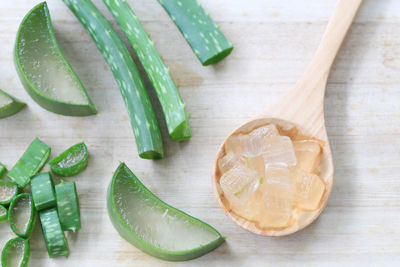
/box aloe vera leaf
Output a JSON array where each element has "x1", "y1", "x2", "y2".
[
  {"x1": 55, "y1": 181, "x2": 81, "y2": 232},
  {"x1": 8, "y1": 193, "x2": 36, "y2": 239},
  {"x1": 30, "y1": 172, "x2": 56, "y2": 211},
  {"x1": 48, "y1": 142, "x2": 88, "y2": 177},
  {"x1": 157, "y1": 0, "x2": 233, "y2": 65},
  {"x1": 0, "y1": 180, "x2": 18, "y2": 205},
  {"x1": 39, "y1": 208, "x2": 69, "y2": 258},
  {"x1": 107, "y1": 163, "x2": 225, "y2": 261},
  {"x1": 7, "y1": 137, "x2": 51, "y2": 188},
  {"x1": 14, "y1": 2, "x2": 97, "y2": 116},
  {"x1": 63, "y1": 0, "x2": 164, "y2": 159},
  {"x1": 0, "y1": 90, "x2": 26, "y2": 119},
  {"x1": 0, "y1": 162, "x2": 6, "y2": 178},
  {"x1": 1, "y1": 237, "x2": 30, "y2": 267},
  {"x1": 104, "y1": 0, "x2": 191, "y2": 141},
  {"x1": 0, "y1": 205, "x2": 7, "y2": 222}
]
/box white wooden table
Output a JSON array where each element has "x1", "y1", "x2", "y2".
[{"x1": 1, "y1": 0, "x2": 400, "y2": 266}]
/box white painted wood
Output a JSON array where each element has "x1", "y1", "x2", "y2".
[{"x1": 0, "y1": 0, "x2": 399, "y2": 266}]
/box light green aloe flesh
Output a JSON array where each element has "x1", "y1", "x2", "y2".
[
  {"x1": 0, "y1": 92, "x2": 13, "y2": 107},
  {"x1": 104, "y1": 0, "x2": 191, "y2": 141},
  {"x1": 112, "y1": 164, "x2": 221, "y2": 252},
  {"x1": 10, "y1": 196, "x2": 32, "y2": 235},
  {"x1": 0, "y1": 205, "x2": 6, "y2": 220},
  {"x1": 2, "y1": 238, "x2": 28, "y2": 267},
  {"x1": 0, "y1": 182, "x2": 18, "y2": 205},
  {"x1": 56, "y1": 148, "x2": 84, "y2": 168},
  {"x1": 17, "y1": 3, "x2": 90, "y2": 105}
]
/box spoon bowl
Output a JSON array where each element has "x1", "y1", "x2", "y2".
[{"x1": 212, "y1": 0, "x2": 362, "y2": 236}]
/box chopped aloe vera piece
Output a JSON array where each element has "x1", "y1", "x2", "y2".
[
  {"x1": 63, "y1": 0, "x2": 164, "y2": 159},
  {"x1": 7, "y1": 137, "x2": 51, "y2": 188},
  {"x1": 55, "y1": 181, "x2": 81, "y2": 232},
  {"x1": 30, "y1": 173, "x2": 56, "y2": 211},
  {"x1": 107, "y1": 163, "x2": 225, "y2": 261},
  {"x1": 0, "y1": 180, "x2": 18, "y2": 205},
  {"x1": 0, "y1": 205, "x2": 7, "y2": 222},
  {"x1": 1, "y1": 237, "x2": 30, "y2": 267},
  {"x1": 49, "y1": 142, "x2": 88, "y2": 177},
  {"x1": 39, "y1": 208, "x2": 69, "y2": 258},
  {"x1": 14, "y1": 2, "x2": 97, "y2": 116},
  {"x1": 8, "y1": 193, "x2": 36, "y2": 239},
  {"x1": 157, "y1": 0, "x2": 233, "y2": 65},
  {"x1": 0, "y1": 90, "x2": 26, "y2": 119},
  {"x1": 0, "y1": 162, "x2": 6, "y2": 178},
  {"x1": 104, "y1": 0, "x2": 192, "y2": 141}
]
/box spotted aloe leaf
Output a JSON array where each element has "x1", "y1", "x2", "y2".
[{"x1": 62, "y1": 0, "x2": 163, "y2": 159}]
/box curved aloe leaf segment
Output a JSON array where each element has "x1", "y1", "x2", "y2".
[
  {"x1": 157, "y1": 0, "x2": 233, "y2": 66},
  {"x1": 8, "y1": 137, "x2": 51, "y2": 188},
  {"x1": 49, "y1": 142, "x2": 88, "y2": 177},
  {"x1": 0, "y1": 205, "x2": 7, "y2": 222},
  {"x1": 39, "y1": 208, "x2": 69, "y2": 258},
  {"x1": 14, "y1": 2, "x2": 97, "y2": 116},
  {"x1": 1, "y1": 237, "x2": 30, "y2": 267},
  {"x1": 104, "y1": 0, "x2": 191, "y2": 141},
  {"x1": 63, "y1": 0, "x2": 164, "y2": 159},
  {"x1": 107, "y1": 163, "x2": 225, "y2": 261},
  {"x1": 8, "y1": 193, "x2": 36, "y2": 239},
  {"x1": 0, "y1": 180, "x2": 18, "y2": 205},
  {"x1": 0, "y1": 90, "x2": 26, "y2": 119}
]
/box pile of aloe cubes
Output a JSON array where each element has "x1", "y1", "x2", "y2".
[{"x1": 0, "y1": 138, "x2": 88, "y2": 265}]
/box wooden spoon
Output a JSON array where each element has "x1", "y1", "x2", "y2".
[{"x1": 212, "y1": 0, "x2": 363, "y2": 236}]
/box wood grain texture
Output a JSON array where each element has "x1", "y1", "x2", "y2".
[{"x1": 1, "y1": 0, "x2": 400, "y2": 266}]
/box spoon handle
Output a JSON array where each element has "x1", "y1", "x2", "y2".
[{"x1": 307, "y1": 0, "x2": 363, "y2": 77}]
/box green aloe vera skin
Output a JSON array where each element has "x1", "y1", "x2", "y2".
[
  {"x1": 0, "y1": 90, "x2": 26, "y2": 119},
  {"x1": 157, "y1": 0, "x2": 233, "y2": 66},
  {"x1": 1, "y1": 237, "x2": 30, "y2": 267},
  {"x1": 107, "y1": 163, "x2": 225, "y2": 261},
  {"x1": 39, "y1": 208, "x2": 69, "y2": 258},
  {"x1": 49, "y1": 142, "x2": 88, "y2": 177},
  {"x1": 30, "y1": 172, "x2": 57, "y2": 211},
  {"x1": 0, "y1": 180, "x2": 19, "y2": 205},
  {"x1": 14, "y1": 2, "x2": 97, "y2": 116},
  {"x1": 104, "y1": 0, "x2": 191, "y2": 141},
  {"x1": 0, "y1": 205, "x2": 7, "y2": 222},
  {"x1": 8, "y1": 193, "x2": 36, "y2": 239},
  {"x1": 7, "y1": 137, "x2": 51, "y2": 188},
  {"x1": 55, "y1": 181, "x2": 81, "y2": 232},
  {"x1": 0, "y1": 162, "x2": 6, "y2": 178},
  {"x1": 63, "y1": 0, "x2": 164, "y2": 159}
]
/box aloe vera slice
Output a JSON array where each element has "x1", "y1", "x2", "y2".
[
  {"x1": 0, "y1": 90, "x2": 26, "y2": 119},
  {"x1": 30, "y1": 173, "x2": 56, "y2": 211},
  {"x1": 55, "y1": 181, "x2": 81, "y2": 232},
  {"x1": 7, "y1": 137, "x2": 51, "y2": 188},
  {"x1": 0, "y1": 205, "x2": 7, "y2": 222},
  {"x1": 1, "y1": 237, "x2": 30, "y2": 267},
  {"x1": 63, "y1": 0, "x2": 164, "y2": 159},
  {"x1": 8, "y1": 193, "x2": 36, "y2": 239},
  {"x1": 0, "y1": 180, "x2": 18, "y2": 205},
  {"x1": 39, "y1": 208, "x2": 69, "y2": 258},
  {"x1": 0, "y1": 162, "x2": 6, "y2": 178},
  {"x1": 157, "y1": 0, "x2": 233, "y2": 65},
  {"x1": 107, "y1": 163, "x2": 225, "y2": 261},
  {"x1": 104, "y1": 0, "x2": 191, "y2": 141},
  {"x1": 49, "y1": 142, "x2": 88, "y2": 177},
  {"x1": 14, "y1": 2, "x2": 97, "y2": 116}
]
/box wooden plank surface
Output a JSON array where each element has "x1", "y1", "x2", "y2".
[{"x1": 1, "y1": 0, "x2": 400, "y2": 266}]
